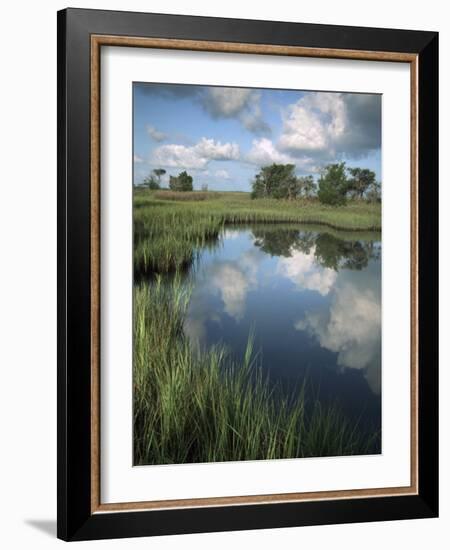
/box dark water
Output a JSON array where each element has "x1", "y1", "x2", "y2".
[{"x1": 183, "y1": 225, "x2": 382, "y2": 439}]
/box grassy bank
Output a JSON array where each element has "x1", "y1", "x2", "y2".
[
  {"x1": 133, "y1": 277, "x2": 378, "y2": 465},
  {"x1": 134, "y1": 190, "x2": 381, "y2": 275}
]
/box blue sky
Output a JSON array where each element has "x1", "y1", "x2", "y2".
[{"x1": 133, "y1": 83, "x2": 381, "y2": 191}]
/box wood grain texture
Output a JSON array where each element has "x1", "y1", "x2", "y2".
[
  {"x1": 94, "y1": 485, "x2": 417, "y2": 513},
  {"x1": 92, "y1": 35, "x2": 417, "y2": 62},
  {"x1": 89, "y1": 34, "x2": 419, "y2": 513}
]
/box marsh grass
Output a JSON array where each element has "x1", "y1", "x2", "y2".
[
  {"x1": 133, "y1": 190, "x2": 381, "y2": 464},
  {"x1": 134, "y1": 212, "x2": 222, "y2": 275},
  {"x1": 134, "y1": 190, "x2": 381, "y2": 276},
  {"x1": 154, "y1": 190, "x2": 222, "y2": 201},
  {"x1": 133, "y1": 277, "x2": 379, "y2": 465}
]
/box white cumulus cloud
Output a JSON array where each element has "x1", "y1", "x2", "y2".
[
  {"x1": 278, "y1": 92, "x2": 381, "y2": 160},
  {"x1": 279, "y1": 93, "x2": 346, "y2": 155},
  {"x1": 152, "y1": 137, "x2": 240, "y2": 170},
  {"x1": 245, "y1": 138, "x2": 318, "y2": 173},
  {"x1": 246, "y1": 138, "x2": 292, "y2": 165}
]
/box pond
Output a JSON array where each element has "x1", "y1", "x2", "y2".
[{"x1": 184, "y1": 225, "x2": 382, "y2": 439}]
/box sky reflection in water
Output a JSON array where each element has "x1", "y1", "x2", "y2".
[{"x1": 184, "y1": 226, "x2": 382, "y2": 433}]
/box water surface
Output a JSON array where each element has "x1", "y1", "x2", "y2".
[{"x1": 184, "y1": 225, "x2": 382, "y2": 438}]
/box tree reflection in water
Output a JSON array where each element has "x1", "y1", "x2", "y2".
[{"x1": 252, "y1": 225, "x2": 380, "y2": 272}]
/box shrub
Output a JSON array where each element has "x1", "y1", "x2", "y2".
[
  {"x1": 251, "y1": 163, "x2": 299, "y2": 200},
  {"x1": 317, "y1": 163, "x2": 348, "y2": 206},
  {"x1": 142, "y1": 174, "x2": 160, "y2": 190},
  {"x1": 169, "y1": 170, "x2": 193, "y2": 191}
]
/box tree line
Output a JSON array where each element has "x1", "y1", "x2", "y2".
[
  {"x1": 251, "y1": 162, "x2": 380, "y2": 204},
  {"x1": 140, "y1": 161, "x2": 380, "y2": 205},
  {"x1": 142, "y1": 168, "x2": 194, "y2": 192}
]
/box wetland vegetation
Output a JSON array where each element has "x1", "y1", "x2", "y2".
[{"x1": 133, "y1": 190, "x2": 381, "y2": 465}]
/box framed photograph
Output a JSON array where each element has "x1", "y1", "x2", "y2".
[{"x1": 57, "y1": 8, "x2": 438, "y2": 541}]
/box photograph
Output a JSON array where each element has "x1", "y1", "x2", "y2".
[{"x1": 132, "y1": 82, "x2": 383, "y2": 466}]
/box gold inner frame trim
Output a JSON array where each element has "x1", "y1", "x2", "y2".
[{"x1": 90, "y1": 34, "x2": 419, "y2": 514}]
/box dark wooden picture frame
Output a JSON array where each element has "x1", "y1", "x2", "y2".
[{"x1": 57, "y1": 8, "x2": 438, "y2": 541}]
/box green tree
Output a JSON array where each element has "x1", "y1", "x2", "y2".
[
  {"x1": 153, "y1": 168, "x2": 166, "y2": 187},
  {"x1": 281, "y1": 171, "x2": 302, "y2": 200},
  {"x1": 142, "y1": 173, "x2": 160, "y2": 190},
  {"x1": 251, "y1": 164, "x2": 299, "y2": 200},
  {"x1": 251, "y1": 173, "x2": 266, "y2": 199},
  {"x1": 366, "y1": 180, "x2": 381, "y2": 203},
  {"x1": 347, "y1": 167, "x2": 376, "y2": 200},
  {"x1": 317, "y1": 163, "x2": 348, "y2": 205},
  {"x1": 169, "y1": 170, "x2": 193, "y2": 191}
]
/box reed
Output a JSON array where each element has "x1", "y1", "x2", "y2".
[
  {"x1": 133, "y1": 190, "x2": 381, "y2": 277},
  {"x1": 133, "y1": 277, "x2": 379, "y2": 465}
]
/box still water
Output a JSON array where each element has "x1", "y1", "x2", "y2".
[{"x1": 184, "y1": 225, "x2": 382, "y2": 437}]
